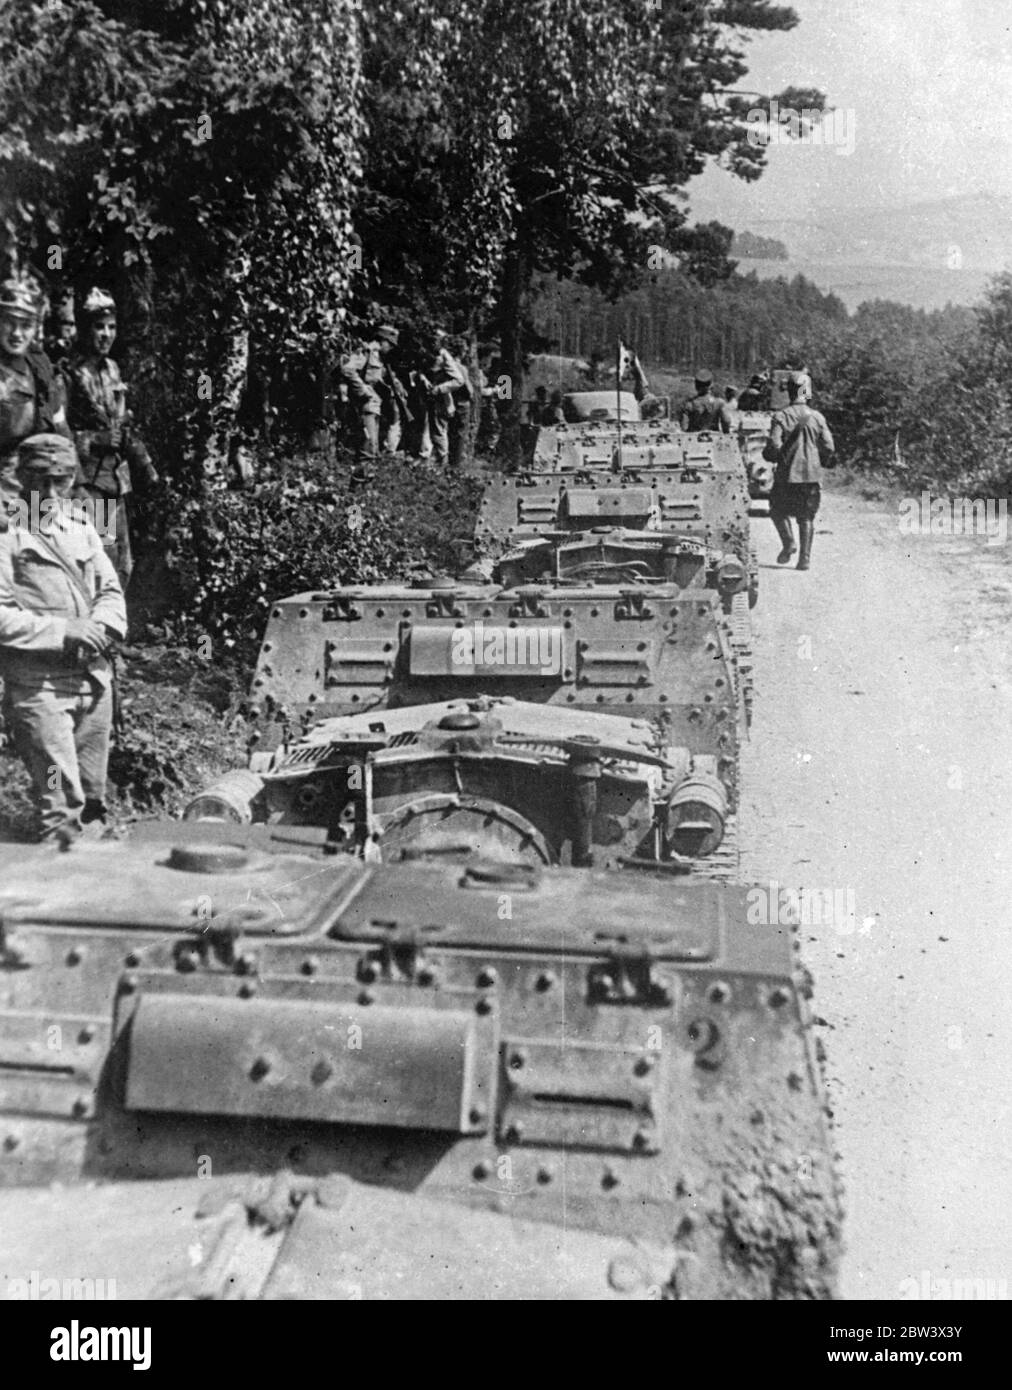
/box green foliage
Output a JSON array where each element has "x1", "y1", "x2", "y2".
[
  {"x1": 532, "y1": 266, "x2": 849, "y2": 375},
  {"x1": 165, "y1": 455, "x2": 483, "y2": 665},
  {"x1": 1, "y1": 0, "x2": 364, "y2": 485}
]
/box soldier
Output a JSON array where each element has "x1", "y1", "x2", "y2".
[
  {"x1": 338, "y1": 324, "x2": 410, "y2": 468},
  {"x1": 475, "y1": 344, "x2": 503, "y2": 455},
  {"x1": 678, "y1": 371, "x2": 734, "y2": 434},
  {"x1": 631, "y1": 353, "x2": 666, "y2": 420},
  {"x1": 67, "y1": 289, "x2": 158, "y2": 587},
  {"x1": 0, "y1": 276, "x2": 70, "y2": 469},
  {"x1": 543, "y1": 388, "x2": 566, "y2": 425},
  {"x1": 426, "y1": 335, "x2": 471, "y2": 467},
  {"x1": 527, "y1": 386, "x2": 548, "y2": 425},
  {"x1": 738, "y1": 374, "x2": 766, "y2": 411},
  {"x1": 43, "y1": 292, "x2": 77, "y2": 411},
  {"x1": 763, "y1": 372, "x2": 836, "y2": 570},
  {"x1": 0, "y1": 433, "x2": 126, "y2": 842}
]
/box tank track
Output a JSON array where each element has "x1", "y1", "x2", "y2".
[
  {"x1": 728, "y1": 591, "x2": 754, "y2": 732},
  {"x1": 698, "y1": 811, "x2": 739, "y2": 883}
]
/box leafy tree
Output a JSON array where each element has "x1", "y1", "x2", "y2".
[
  {"x1": 0, "y1": 0, "x2": 364, "y2": 488},
  {"x1": 353, "y1": 0, "x2": 827, "y2": 448}
]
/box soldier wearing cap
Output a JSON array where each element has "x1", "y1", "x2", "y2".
[
  {"x1": 678, "y1": 371, "x2": 734, "y2": 434},
  {"x1": 338, "y1": 324, "x2": 411, "y2": 467},
  {"x1": 66, "y1": 289, "x2": 158, "y2": 587},
  {"x1": 0, "y1": 275, "x2": 70, "y2": 468},
  {"x1": 0, "y1": 433, "x2": 126, "y2": 842},
  {"x1": 763, "y1": 372, "x2": 835, "y2": 570}
]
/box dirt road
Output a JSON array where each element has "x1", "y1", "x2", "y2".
[{"x1": 743, "y1": 485, "x2": 1012, "y2": 1300}]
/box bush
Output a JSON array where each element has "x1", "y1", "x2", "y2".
[{"x1": 163, "y1": 453, "x2": 483, "y2": 667}]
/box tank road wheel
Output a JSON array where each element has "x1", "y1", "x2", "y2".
[{"x1": 377, "y1": 793, "x2": 552, "y2": 865}]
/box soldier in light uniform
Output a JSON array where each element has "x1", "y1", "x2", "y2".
[
  {"x1": 763, "y1": 372, "x2": 836, "y2": 570},
  {"x1": 67, "y1": 289, "x2": 158, "y2": 587},
  {"x1": 678, "y1": 371, "x2": 734, "y2": 434},
  {"x1": 0, "y1": 434, "x2": 126, "y2": 842},
  {"x1": 339, "y1": 324, "x2": 410, "y2": 467},
  {"x1": 0, "y1": 276, "x2": 70, "y2": 469},
  {"x1": 426, "y1": 335, "x2": 471, "y2": 467}
]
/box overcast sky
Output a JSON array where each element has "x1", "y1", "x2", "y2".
[{"x1": 688, "y1": 0, "x2": 1012, "y2": 223}]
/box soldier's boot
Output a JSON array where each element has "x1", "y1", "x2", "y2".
[
  {"x1": 773, "y1": 515, "x2": 796, "y2": 564},
  {"x1": 796, "y1": 519, "x2": 814, "y2": 571}
]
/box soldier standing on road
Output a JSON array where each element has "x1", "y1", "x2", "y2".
[
  {"x1": 338, "y1": 324, "x2": 410, "y2": 469},
  {"x1": 67, "y1": 289, "x2": 158, "y2": 588},
  {"x1": 763, "y1": 372, "x2": 836, "y2": 571},
  {"x1": 0, "y1": 433, "x2": 126, "y2": 842},
  {"x1": 0, "y1": 276, "x2": 71, "y2": 469},
  {"x1": 678, "y1": 371, "x2": 734, "y2": 433}
]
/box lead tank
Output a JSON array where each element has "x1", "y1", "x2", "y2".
[{"x1": 0, "y1": 831, "x2": 842, "y2": 1299}]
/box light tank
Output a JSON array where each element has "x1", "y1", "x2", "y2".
[
  {"x1": 241, "y1": 574, "x2": 744, "y2": 814},
  {"x1": 485, "y1": 431, "x2": 757, "y2": 607},
  {"x1": 0, "y1": 831, "x2": 842, "y2": 1299},
  {"x1": 186, "y1": 697, "x2": 737, "y2": 882}
]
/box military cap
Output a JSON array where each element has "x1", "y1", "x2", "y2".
[
  {"x1": 0, "y1": 276, "x2": 41, "y2": 318},
  {"x1": 82, "y1": 287, "x2": 117, "y2": 318},
  {"x1": 749, "y1": 374, "x2": 762, "y2": 386},
  {"x1": 694, "y1": 370, "x2": 713, "y2": 387},
  {"x1": 18, "y1": 433, "x2": 79, "y2": 478},
  {"x1": 374, "y1": 324, "x2": 399, "y2": 344}
]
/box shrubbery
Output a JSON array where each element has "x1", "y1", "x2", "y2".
[{"x1": 159, "y1": 453, "x2": 483, "y2": 667}]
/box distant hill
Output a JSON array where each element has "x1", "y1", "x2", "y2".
[
  {"x1": 733, "y1": 230, "x2": 789, "y2": 261},
  {"x1": 738, "y1": 259, "x2": 993, "y2": 313},
  {"x1": 739, "y1": 191, "x2": 1012, "y2": 272}
]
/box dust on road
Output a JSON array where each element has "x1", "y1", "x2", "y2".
[{"x1": 743, "y1": 485, "x2": 1012, "y2": 1300}]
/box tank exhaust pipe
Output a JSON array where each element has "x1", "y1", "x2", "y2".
[
  {"x1": 667, "y1": 769, "x2": 727, "y2": 858},
  {"x1": 183, "y1": 769, "x2": 266, "y2": 824}
]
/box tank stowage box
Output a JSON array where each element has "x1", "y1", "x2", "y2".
[{"x1": 0, "y1": 835, "x2": 842, "y2": 1300}]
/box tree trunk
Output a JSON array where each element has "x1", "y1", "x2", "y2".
[{"x1": 498, "y1": 246, "x2": 526, "y2": 464}]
